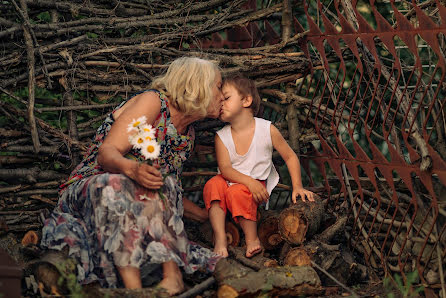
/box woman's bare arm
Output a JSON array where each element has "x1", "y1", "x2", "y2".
[{"x1": 98, "y1": 91, "x2": 163, "y2": 189}]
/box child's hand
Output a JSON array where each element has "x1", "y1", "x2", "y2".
[
  {"x1": 247, "y1": 179, "x2": 269, "y2": 203},
  {"x1": 292, "y1": 188, "x2": 316, "y2": 203}
]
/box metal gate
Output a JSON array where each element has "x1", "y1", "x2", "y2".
[{"x1": 295, "y1": 0, "x2": 446, "y2": 286}]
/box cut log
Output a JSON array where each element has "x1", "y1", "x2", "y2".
[
  {"x1": 22, "y1": 230, "x2": 40, "y2": 246},
  {"x1": 215, "y1": 259, "x2": 322, "y2": 297},
  {"x1": 199, "y1": 220, "x2": 240, "y2": 247},
  {"x1": 31, "y1": 248, "x2": 77, "y2": 296},
  {"x1": 225, "y1": 221, "x2": 240, "y2": 247},
  {"x1": 283, "y1": 247, "x2": 311, "y2": 267},
  {"x1": 214, "y1": 258, "x2": 254, "y2": 283},
  {"x1": 257, "y1": 210, "x2": 283, "y2": 250},
  {"x1": 278, "y1": 199, "x2": 324, "y2": 245}
]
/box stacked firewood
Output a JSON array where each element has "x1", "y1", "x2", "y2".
[{"x1": 193, "y1": 198, "x2": 368, "y2": 297}]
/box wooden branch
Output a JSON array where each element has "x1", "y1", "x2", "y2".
[
  {"x1": 35, "y1": 14, "x2": 214, "y2": 38},
  {"x1": 13, "y1": 0, "x2": 40, "y2": 153},
  {"x1": 83, "y1": 60, "x2": 167, "y2": 69},
  {"x1": 227, "y1": 246, "x2": 278, "y2": 271},
  {"x1": 0, "y1": 168, "x2": 66, "y2": 182},
  {"x1": 310, "y1": 260, "x2": 359, "y2": 298},
  {"x1": 4, "y1": 145, "x2": 60, "y2": 154},
  {"x1": 36, "y1": 103, "x2": 117, "y2": 113},
  {"x1": 2, "y1": 61, "x2": 67, "y2": 88},
  {"x1": 176, "y1": 277, "x2": 216, "y2": 298},
  {"x1": 15, "y1": 0, "x2": 52, "y2": 88},
  {"x1": 0, "y1": 127, "x2": 25, "y2": 137},
  {"x1": 29, "y1": 195, "x2": 57, "y2": 206},
  {"x1": 38, "y1": 35, "x2": 88, "y2": 53},
  {"x1": 24, "y1": 0, "x2": 123, "y2": 16}
]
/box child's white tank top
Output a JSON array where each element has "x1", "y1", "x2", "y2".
[{"x1": 216, "y1": 117, "x2": 280, "y2": 203}]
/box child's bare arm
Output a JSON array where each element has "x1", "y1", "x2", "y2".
[
  {"x1": 270, "y1": 125, "x2": 315, "y2": 203},
  {"x1": 215, "y1": 135, "x2": 269, "y2": 203}
]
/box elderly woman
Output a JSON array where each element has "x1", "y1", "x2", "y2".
[{"x1": 41, "y1": 57, "x2": 224, "y2": 295}]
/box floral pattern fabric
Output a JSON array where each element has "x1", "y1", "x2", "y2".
[
  {"x1": 41, "y1": 90, "x2": 219, "y2": 287},
  {"x1": 59, "y1": 89, "x2": 193, "y2": 192}
]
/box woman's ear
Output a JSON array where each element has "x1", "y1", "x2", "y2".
[{"x1": 242, "y1": 96, "x2": 253, "y2": 108}]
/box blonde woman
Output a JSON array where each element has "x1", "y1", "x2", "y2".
[{"x1": 41, "y1": 57, "x2": 224, "y2": 295}]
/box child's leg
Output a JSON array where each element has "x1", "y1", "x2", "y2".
[
  {"x1": 238, "y1": 218, "x2": 262, "y2": 258},
  {"x1": 226, "y1": 183, "x2": 263, "y2": 258},
  {"x1": 203, "y1": 175, "x2": 229, "y2": 257},
  {"x1": 209, "y1": 201, "x2": 228, "y2": 257}
]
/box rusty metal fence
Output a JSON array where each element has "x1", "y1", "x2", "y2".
[{"x1": 293, "y1": 0, "x2": 446, "y2": 287}]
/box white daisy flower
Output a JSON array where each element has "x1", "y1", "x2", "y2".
[
  {"x1": 129, "y1": 134, "x2": 146, "y2": 149},
  {"x1": 139, "y1": 194, "x2": 149, "y2": 200},
  {"x1": 140, "y1": 124, "x2": 156, "y2": 141},
  {"x1": 141, "y1": 140, "x2": 160, "y2": 160},
  {"x1": 127, "y1": 116, "x2": 147, "y2": 133},
  {"x1": 141, "y1": 124, "x2": 155, "y2": 136}
]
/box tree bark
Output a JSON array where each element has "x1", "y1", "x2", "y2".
[
  {"x1": 215, "y1": 258, "x2": 322, "y2": 297},
  {"x1": 257, "y1": 210, "x2": 283, "y2": 250},
  {"x1": 278, "y1": 199, "x2": 324, "y2": 245}
]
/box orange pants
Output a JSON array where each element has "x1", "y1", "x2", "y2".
[{"x1": 203, "y1": 175, "x2": 265, "y2": 222}]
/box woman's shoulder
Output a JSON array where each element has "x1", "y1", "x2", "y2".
[{"x1": 131, "y1": 90, "x2": 163, "y2": 108}]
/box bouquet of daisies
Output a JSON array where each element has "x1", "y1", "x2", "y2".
[
  {"x1": 127, "y1": 116, "x2": 168, "y2": 204},
  {"x1": 127, "y1": 116, "x2": 160, "y2": 162}
]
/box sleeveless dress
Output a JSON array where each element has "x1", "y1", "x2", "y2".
[{"x1": 41, "y1": 90, "x2": 220, "y2": 288}]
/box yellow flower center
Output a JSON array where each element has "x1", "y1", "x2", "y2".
[
  {"x1": 137, "y1": 138, "x2": 144, "y2": 144},
  {"x1": 147, "y1": 145, "x2": 155, "y2": 153},
  {"x1": 145, "y1": 136, "x2": 152, "y2": 141},
  {"x1": 133, "y1": 121, "x2": 141, "y2": 127}
]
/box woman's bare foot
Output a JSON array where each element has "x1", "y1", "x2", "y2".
[
  {"x1": 245, "y1": 238, "x2": 262, "y2": 258},
  {"x1": 214, "y1": 233, "x2": 229, "y2": 257},
  {"x1": 159, "y1": 275, "x2": 184, "y2": 296},
  {"x1": 159, "y1": 261, "x2": 184, "y2": 296}
]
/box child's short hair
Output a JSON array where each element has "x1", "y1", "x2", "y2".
[
  {"x1": 223, "y1": 74, "x2": 260, "y2": 116},
  {"x1": 150, "y1": 57, "x2": 220, "y2": 117}
]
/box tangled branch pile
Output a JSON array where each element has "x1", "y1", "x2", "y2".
[{"x1": 0, "y1": 0, "x2": 314, "y2": 233}]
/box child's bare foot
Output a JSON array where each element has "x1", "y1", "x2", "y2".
[
  {"x1": 214, "y1": 243, "x2": 229, "y2": 258},
  {"x1": 214, "y1": 235, "x2": 229, "y2": 257},
  {"x1": 245, "y1": 238, "x2": 262, "y2": 258},
  {"x1": 159, "y1": 275, "x2": 184, "y2": 296}
]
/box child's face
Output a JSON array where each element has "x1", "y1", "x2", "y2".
[{"x1": 220, "y1": 83, "x2": 245, "y2": 122}]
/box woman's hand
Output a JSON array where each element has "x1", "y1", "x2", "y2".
[
  {"x1": 130, "y1": 162, "x2": 164, "y2": 189},
  {"x1": 246, "y1": 179, "x2": 269, "y2": 203},
  {"x1": 292, "y1": 188, "x2": 315, "y2": 203}
]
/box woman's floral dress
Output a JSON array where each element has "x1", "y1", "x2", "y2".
[{"x1": 41, "y1": 90, "x2": 220, "y2": 288}]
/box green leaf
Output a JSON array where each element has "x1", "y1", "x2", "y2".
[
  {"x1": 36, "y1": 11, "x2": 51, "y2": 23},
  {"x1": 86, "y1": 32, "x2": 98, "y2": 39}
]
